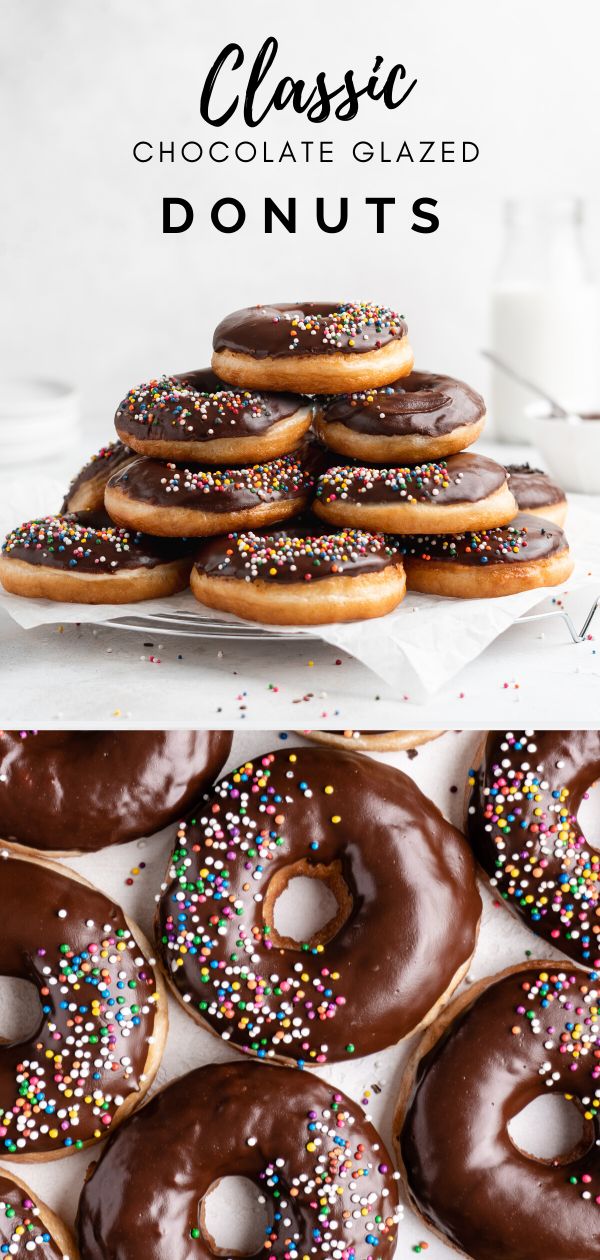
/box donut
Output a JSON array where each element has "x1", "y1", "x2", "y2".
[
  {"x1": 313, "y1": 453, "x2": 517, "y2": 534},
  {"x1": 156, "y1": 746, "x2": 481, "y2": 1064},
  {"x1": 0, "y1": 850, "x2": 166, "y2": 1159},
  {"x1": 314, "y1": 370, "x2": 486, "y2": 461},
  {"x1": 190, "y1": 523, "x2": 406, "y2": 624},
  {"x1": 0, "y1": 729, "x2": 232, "y2": 856},
  {"x1": 0, "y1": 512, "x2": 194, "y2": 604},
  {"x1": 0, "y1": 1169, "x2": 76, "y2": 1258},
  {"x1": 103, "y1": 441, "x2": 325, "y2": 538},
  {"x1": 114, "y1": 369, "x2": 314, "y2": 464},
  {"x1": 397, "y1": 513, "x2": 573, "y2": 598},
  {"x1": 467, "y1": 730, "x2": 600, "y2": 969},
  {"x1": 505, "y1": 463, "x2": 568, "y2": 525},
  {"x1": 212, "y1": 303, "x2": 413, "y2": 394},
  {"x1": 77, "y1": 1060, "x2": 401, "y2": 1260},
  {"x1": 61, "y1": 440, "x2": 134, "y2": 514},
  {"x1": 396, "y1": 962, "x2": 600, "y2": 1260},
  {"x1": 299, "y1": 730, "x2": 444, "y2": 752}
]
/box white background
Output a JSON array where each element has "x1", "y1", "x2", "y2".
[
  {"x1": 1, "y1": 729, "x2": 593, "y2": 1256},
  {"x1": 2, "y1": 0, "x2": 600, "y2": 428}
]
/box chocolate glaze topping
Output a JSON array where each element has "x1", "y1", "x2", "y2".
[
  {"x1": 467, "y1": 731, "x2": 600, "y2": 968},
  {"x1": 0, "y1": 852, "x2": 160, "y2": 1158},
  {"x1": 0, "y1": 1176, "x2": 64, "y2": 1258},
  {"x1": 78, "y1": 1060, "x2": 401, "y2": 1260},
  {"x1": 60, "y1": 441, "x2": 133, "y2": 513},
  {"x1": 107, "y1": 441, "x2": 325, "y2": 515},
  {"x1": 157, "y1": 747, "x2": 481, "y2": 1063},
  {"x1": 115, "y1": 370, "x2": 302, "y2": 443},
  {"x1": 320, "y1": 371, "x2": 485, "y2": 435},
  {"x1": 0, "y1": 730, "x2": 232, "y2": 853},
  {"x1": 400, "y1": 965, "x2": 600, "y2": 1260},
  {"x1": 193, "y1": 523, "x2": 401, "y2": 584},
  {"x1": 2, "y1": 513, "x2": 194, "y2": 573},
  {"x1": 316, "y1": 453, "x2": 507, "y2": 507},
  {"x1": 398, "y1": 513, "x2": 567, "y2": 565},
  {"x1": 506, "y1": 463, "x2": 567, "y2": 510},
  {"x1": 213, "y1": 303, "x2": 407, "y2": 359}
]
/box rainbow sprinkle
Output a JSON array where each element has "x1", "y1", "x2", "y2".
[
  {"x1": 118, "y1": 377, "x2": 273, "y2": 434},
  {"x1": 468, "y1": 733, "x2": 600, "y2": 966},
  {"x1": 158, "y1": 753, "x2": 350, "y2": 1064},
  {"x1": 316, "y1": 461, "x2": 453, "y2": 504}
]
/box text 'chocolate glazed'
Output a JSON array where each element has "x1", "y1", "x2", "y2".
[
  {"x1": 0, "y1": 730, "x2": 232, "y2": 853},
  {"x1": 213, "y1": 303, "x2": 408, "y2": 358},
  {"x1": 156, "y1": 746, "x2": 481, "y2": 1064},
  {"x1": 77, "y1": 1061, "x2": 401, "y2": 1260},
  {"x1": 0, "y1": 852, "x2": 163, "y2": 1159},
  {"x1": 399, "y1": 965, "x2": 600, "y2": 1260}
]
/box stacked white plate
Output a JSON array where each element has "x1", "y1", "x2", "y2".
[{"x1": 0, "y1": 378, "x2": 80, "y2": 466}]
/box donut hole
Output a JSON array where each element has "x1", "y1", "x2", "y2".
[
  {"x1": 263, "y1": 859, "x2": 352, "y2": 950},
  {"x1": 577, "y1": 779, "x2": 600, "y2": 850},
  {"x1": 508, "y1": 1093, "x2": 594, "y2": 1164},
  {"x1": 0, "y1": 976, "x2": 42, "y2": 1044},
  {"x1": 200, "y1": 1176, "x2": 270, "y2": 1257}
]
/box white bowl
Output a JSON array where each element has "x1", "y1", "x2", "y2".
[
  {"x1": 0, "y1": 378, "x2": 79, "y2": 418},
  {"x1": 529, "y1": 411, "x2": 600, "y2": 494},
  {"x1": 0, "y1": 377, "x2": 80, "y2": 466}
]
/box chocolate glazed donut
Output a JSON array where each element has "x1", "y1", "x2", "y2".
[
  {"x1": 313, "y1": 453, "x2": 517, "y2": 534},
  {"x1": 0, "y1": 1170, "x2": 76, "y2": 1257},
  {"x1": 397, "y1": 963, "x2": 600, "y2": 1260},
  {"x1": 397, "y1": 513, "x2": 573, "y2": 598},
  {"x1": 212, "y1": 303, "x2": 413, "y2": 393},
  {"x1": 467, "y1": 730, "x2": 600, "y2": 969},
  {"x1": 0, "y1": 730, "x2": 232, "y2": 855},
  {"x1": 299, "y1": 730, "x2": 444, "y2": 753},
  {"x1": 156, "y1": 747, "x2": 481, "y2": 1065},
  {"x1": 61, "y1": 440, "x2": 134, "y2": 514},
  {"x1": 191, "y1": 522, "x2": 407, "y2": 625},
  {"x1": 104, "y1": 441, "x2": 326, "y2": 537},
  {"x1": 0, "y1": 513, "x2": 195, "y2": 604},
  {"x1": 114, "y1": 370, "x2": 314, "y2": 464},
  {"x1": 0, "y1": 852, "x2": 166, "y2": 1160},
  {"x1": 314, "y1": 371, "x2": 486, "y2": 461},
  {"x1": 505, "y1": 463, "x2": 568, "y2": 525},
  {"x1": 77, "y1": 1060, "x2": 401, "y2": 1260}
]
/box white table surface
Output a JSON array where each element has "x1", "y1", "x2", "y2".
[
  {"x1": 0, "y1": 438, "x2": 599, "y2": 728},
  {"x1": 0, "y1": 729, "x2": 584, "y2": 1257}
]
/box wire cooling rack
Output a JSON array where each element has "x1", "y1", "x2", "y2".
[
  {"x1": 102, "y1": 595, "x2": 600, "y2": 644},
  {"x1": 104, "y1": 611, "x2": 318, "y2": 641}
]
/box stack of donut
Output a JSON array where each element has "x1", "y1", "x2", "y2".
[
  {"x1": 311, "y1": 368, "x2": 572, "y2": 600},
  {"x1": 0, "y1": 301, "x2": 572, "y2": 619}
]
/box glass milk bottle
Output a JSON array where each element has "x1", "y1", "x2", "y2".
[{"x1": 490, "y1": 199, "x2": 599, "y2": 441}]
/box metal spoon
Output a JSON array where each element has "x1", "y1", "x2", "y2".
[{"x1": 481, "y1": 349, "x2": 572, "y2": 419}]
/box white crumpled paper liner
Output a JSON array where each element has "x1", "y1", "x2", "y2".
[{"x1": 0, "y1": 472, "x2": 599, "y2": 696}]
